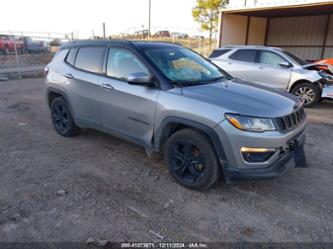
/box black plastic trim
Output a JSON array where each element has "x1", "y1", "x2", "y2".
[
  {"x1": 225, "y1": 132, "x2": 306, "y2": 180},
  {"x1": 154, "y1": 117, "x2": 228, "y2": 164},
  {"x1": 46, "y1": 87, "x2": 74, "y2": 116},
  {"x1": 224, "y1": 152, "x2": 295, "y2": 180}
]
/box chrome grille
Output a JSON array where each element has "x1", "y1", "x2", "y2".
[{"x1": 276, "y1": 108, "x2": 306, "y2": 131}]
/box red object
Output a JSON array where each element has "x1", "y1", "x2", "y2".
[
  {"x1": 0, "y1": 35, "x2": 24, "y2": 54},
  {"x1": 315, "y1": 58, "x2": 333, "y2": 71},
  {"x1": 317, "y1": 58, "x2": 333, "y2": 66}
]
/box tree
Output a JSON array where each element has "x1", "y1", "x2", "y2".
[{"x1": 192, "y1": 0, "x2": 228, "y2": 48}]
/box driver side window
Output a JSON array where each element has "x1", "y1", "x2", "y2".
[
  {"x1": 259, "y1": 51, "x2": 288, "y2": 67},
  {"x1": 106, "y1": 48, "x2": 149, "y2": 81}
]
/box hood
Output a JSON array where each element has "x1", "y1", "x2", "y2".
[
  {"x1": 303, "y1": 62, "x2": 333, "y2": 74},
  {"x1": 301, "y1": 63, "x2": 333, "y2": 81},
  {"x1": 302, "y1": 62, "x2": 326, "y2": 69},
  {"x1": 180, "y1": 79, "x2": 300, "y2": 118}
]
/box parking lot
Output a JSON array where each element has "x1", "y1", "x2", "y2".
[{"x1": 0, "y1": 78, "x2": 333, "y2": 242}]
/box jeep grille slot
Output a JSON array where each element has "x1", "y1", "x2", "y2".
[{"x1": 276, "y1": 108, "x2": 306, "y2": 131}]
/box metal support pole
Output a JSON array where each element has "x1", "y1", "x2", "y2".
[
  {"x1": 199, "y1": 38, "x2": 202, "y2": 54},
  {"x1": 321, "y1": 15, "x2": 330, "y2": 59},
  {"x1": 103, "y1": 23, "x2": 106, "y2": 38},
  {"x1": 148, "y1": 0, "x2": 151, "y2": 38},
  {"x1": 9, "y1": 31, "x2": 21, "y2": 79}
]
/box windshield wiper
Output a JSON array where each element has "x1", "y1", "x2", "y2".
[
  {"x1": 170, "y1": 80, "x2": 200, "y2": 87},
  {"x1": 171, "y1": 76, "x2": 225, "y2": 87},
  {"x1": 200, "y1": 76, "x2": 225, "y2": 83}
]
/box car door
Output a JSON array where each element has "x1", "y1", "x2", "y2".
[
  {"x1": 254, "y1": 50, "x2": 292, "y2": 89},
  {"x1": 222, "y1": 49, "x2": 260, "y2": 83},
  {"x1": 64, "y1": 46, "x2": 107, "y2": 128},
  {"x1": 100, "y1": 47, "x2": 159, "y2": 146}
]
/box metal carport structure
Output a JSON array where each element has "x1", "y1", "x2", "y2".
[{"x1": 218, "y1": 1, "x2": 333, "y2": 60}]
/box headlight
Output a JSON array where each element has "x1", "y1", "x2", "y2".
[
  {"x1": 225, "y1": 113, "x2": 276, "y2": 132},
  {"x1": 318, "y1": 70, "x2": 333, "y2": 82}
]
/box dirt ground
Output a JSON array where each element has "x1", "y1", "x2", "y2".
[{"x1": 0, "y1": 78, "x2": 333, "y2": 242}]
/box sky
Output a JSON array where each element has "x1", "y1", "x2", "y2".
[{"x1": 1, "y1": 0, "x2": 203, "y2": 39}]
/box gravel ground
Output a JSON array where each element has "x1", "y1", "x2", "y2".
[{"x1": 0, "y1": 78, "x2": 333, "y2": 242}]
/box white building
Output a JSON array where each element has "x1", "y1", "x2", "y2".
[{"x1": 218, "y1": 0, "x2": 333, "y2": 59}]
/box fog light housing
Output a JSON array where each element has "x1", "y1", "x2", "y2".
[{"x1": 241, "y1": 147, "x2": 276, "y2": 163}]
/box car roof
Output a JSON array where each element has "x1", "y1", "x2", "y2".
[
  {"x1": 61, "y1": 39, "x2": 182, "y2": 50},
  {"x1": 217, "y1": 45, "x2": 282, "y2": 51}
]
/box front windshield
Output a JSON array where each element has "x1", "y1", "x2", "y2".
[
  {"x1": 144, "y1": 46, "x2": 225, "y2": 85},
  {"x1": 282, "y1": 50, "x2": 307, "y2": 66}
]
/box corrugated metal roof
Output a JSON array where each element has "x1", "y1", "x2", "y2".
[
  {"x1": 221, "y1": 1, "x2": 333, "y2": 17},
  {"x1": 228, "y1": 0, "x2": 328, "y2": 9}
]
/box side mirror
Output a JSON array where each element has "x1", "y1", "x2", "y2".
[
  {"x1": 279, "y1": 61, "x2": 292, "y2": 68},
  {"x1": 127, "y1": 72, "x2": 154, "y2": 86}
]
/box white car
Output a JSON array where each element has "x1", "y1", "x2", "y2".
[{"x1": 210, "y1": 45, "x2": 333, "y2": 107}]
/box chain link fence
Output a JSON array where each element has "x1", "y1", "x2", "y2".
[
  {"x1": 0, "y1": 31, "x2": 217, "y2": 81},
  {"x1": 131, "y1": 37, "x2": 217, "y2": 57},
  {"x1": 0, "y1": 31, "x2": 70, "y2": 80}
]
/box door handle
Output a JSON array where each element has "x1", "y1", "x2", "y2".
[
  {"x1": 101, "y1": 83, "x2": 114, "y2": 90},
  {"x1": 64, "y1": 73, "x2": 74, "y2": 79}
]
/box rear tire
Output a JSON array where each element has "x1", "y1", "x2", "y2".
[
  {"x1": 291, "y1": 82, "x2": 320, "y2": 107},
  {"x1": 50, "y1": 97, "x2": 80, "y2": 137},
  {"x1": 164, "y1": 128, "x2": 221, "y2": 190}
]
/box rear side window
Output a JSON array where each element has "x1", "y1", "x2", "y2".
[
  {"x1": 65, "y1": 48, "x2": 78, "y2": 65},
  {"x1": 74, "y1": 47, "x2": 105, "y2": 73},
  {"x1": 209, "y1": 49, "x2": 230, "y2": 58},
  {"x1": 229, "y1": 49, "x2": 257, "y2": 63}
]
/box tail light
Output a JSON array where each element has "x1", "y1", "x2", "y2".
[{"x1": 44, "y1": 67, "x2": 49, "y2": 77}]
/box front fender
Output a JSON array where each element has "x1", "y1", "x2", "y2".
[
  {"x1": 288, "y1": 69, "x2": 322, "y2": 91},
  {"x1": 153, "y1": 116, "x2": 227, "y2": 164}
]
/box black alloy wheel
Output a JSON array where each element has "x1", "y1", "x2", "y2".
[
  {"x1": 50, "y1": 97, "x2": 80, "y2": 137},
  {"x1": 164, "y1": 128, "x2": 221, "y2": 190}
]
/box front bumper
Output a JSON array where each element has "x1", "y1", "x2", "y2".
[
  {"x1": 322, "y1": 84, "x2": 333, "y2": 99},
  {"x1": 214, "y1": 118, "x2": 307, "y2": 181},
  {"x1": 224, "y1": 131, "x2": 306, "y2": 180}
]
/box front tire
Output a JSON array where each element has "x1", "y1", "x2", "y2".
[
  {"x1": 50, "y1": 97, "x2": 80, "y2": 137},
  {"x1": 291, "y1": 82, "x2": 320, "y2": 107},
  {"x1": 164, "y1": 128, "x2": 221, "y2": 190}
]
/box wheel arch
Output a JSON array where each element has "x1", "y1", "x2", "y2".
[
  {"x1": 289, "y1": 79, "x2": 320, "y2": 92},
  {"x1": 154, "y1": 117, "x2": 227, "y2": 164},
  {"x1": 46, "y1": 87, "x2": 74, "y2": 115}
]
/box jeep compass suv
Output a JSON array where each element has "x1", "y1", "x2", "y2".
[{"x1": 45, "y1": 40, "x2": 307, "y2": 190}]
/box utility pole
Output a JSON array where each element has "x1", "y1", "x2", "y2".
[
  {"x1": 148, "y1": 0, "x2": 151, "y2": 38},
  {"x1": 103, "y1": 22, "x2": 106, "y2": 38},
  {"x1": 9, "y1": 31, "x2": 21, "y2": 79}
]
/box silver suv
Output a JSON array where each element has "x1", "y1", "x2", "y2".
[
  {"x1": 45, "y1": 40, "x2": 307, "y2": 190},
  {"x1": 209, "y1": 46, "x2": 326, "y2": 107}
]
